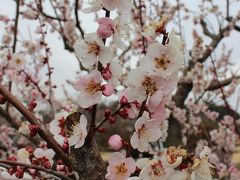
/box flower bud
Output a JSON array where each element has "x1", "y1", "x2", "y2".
[
  {"x1": 28, "y1": 100, "x2": 37, "y2": 111},
  {"x1": 108, "y1": 116, "x2": 116, "y2": 124},
  {"x1": 28, "y1": 124, "x2": 40, "y2": 137},
  {"x1": 97, "y1": 127, "x2": 105, "y2": 133},
  {"x1": 102, "y1": 67, "x2": 112, "y2": 80},
  {"x1": 108, "y1": 134, "x2": 123, "y2": 150},
  {"x1": 102, "y1": 84, "x2": 114, "y2": 97},
  {"x1": 119, "y1": 108, "x2": 128, "y2": 119},
  {"x1": 0, "y1": 95, "x2": 6, "y2": 104}
]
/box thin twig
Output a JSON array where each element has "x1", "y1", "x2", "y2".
[
  {"x1": 0, "y1": 85, "x2": 71, "y2": 167},
  {"x1": 0, "y1": 160, "x2": 72, "y2": 180}
]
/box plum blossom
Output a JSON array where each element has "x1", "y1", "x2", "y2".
[
  {"x1": 139, "y1": 159, "x2": 173, "y2": 180},
  {"x1": 130, "y1": 112, "x2": 162, "y2": 152},
  {"x1": 106, "y1": 152, "x2": 136, "y2": 180},
  {"x1": 127, "y1": 68, "x2": 178, "y2": 111},
  {"x1": 113, "y1": 16, "x2": 132, "y2": 50},
  {"x1": 141, "y1": 31, "x2": 183, "y2": 77},
  {"x1": 191, "y1": 146, "x2": 214, "y2": 180},
  {"x1": 74, "y1": 33, "x2": 114, "y2": 68},
  {"x1": 97, "y1": 17, "x2": 114, "y2": 39},
  {"x1": 163, "y1": 146, "x2": 187, "y2": 168},
  {"x1": 102, "y1": 0, "x2": 132, "y2": 12},
  {"x1": 49, "y1": 112, "x2": 67, "y2": 145},
  {"x1": 17, "y1": 148, "x2": 30, "y2": 164},
  {"x1": 81, "y1": 0, "x2": 103, "y2": 13},
  {"x1": 10, "y1": 53, "x2": 26, "y2": 70},
  {"x1": 143, "y1": 17, "x2": 167, "y2": 37},
  {"x1": 74, "y1": 70, "x2": 103, "y2": 108},
  {"x1": 67, "y1": 114, "x2": 88, "y2": 148},
  {"x1": 34, "y1": 148, "x2": 55, "y2": 167}
]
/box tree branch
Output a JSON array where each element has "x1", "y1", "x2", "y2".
[
  {"x1": 75, "y1": 0, "x2": 84, "y2": 38},
  {"x1": 206, "y1": 76, "x2": 240, "y2": 91},
  {"x1": 0, "y1": 85, "x2": 71, "y2": 167},
  {"x1": 37, "y1": 0, "x2": 67, "y2": 21},
  {"x1": 0, "y1": 160, "x2": 72, "y2": 180},
  {"x1": 200, "y1": 19, "x2": 215, "y2": 39}
]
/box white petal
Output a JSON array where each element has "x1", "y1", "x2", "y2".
[
  {"x1": 45, "y1": 149, "x2": 55, "y2": 159},
  {"x1": 98, "y1": 47, "x2": 114, "y2": 65}
]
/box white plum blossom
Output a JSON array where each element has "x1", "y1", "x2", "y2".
[
  {"x1": 81, "y1": 0, "x2": 103, "y2": 13},
  {"x1": 106, "y1": 152, "x2": 136, "y2": 180},
  {"x1": 109, "y1": 59, "x2": 123, "y2": 86},
  {"x1": 130, "y1": 112, "x2": 162, "y2": 152},
  {"x1": 102, "y1": 0, "x2": 132, "y2": 12},
  {"x1": 17, "y1": 148, "x2": 30, "y2": 164},
  {"x1": 139, "y1": 159, "x2": 173, "y2": 180},
  {"x1": 74, "y1": 33, "x2": 113, "y2": 68},
  {"x1": 127, "y1": 68, "x2": 178, "y2": 111},
  {"x1": 49, "y1": 112, "x2": 67, "y2": 145},
  {"x1": 74, "y1": 70, "x2": 103, "y2": 108},
  {"x1": 10, "y1": 53, "x2": 26, "y2": 70},
  {"x1": 141, "y1": 31, "x2": 183, "y2": 77},
  {"x1": 67, "y1": 114, "x2": 88, "y2": 149},
  {"x1": 191, "y1": 146, "x2": 214, "y2": 180},
  {"x1": 34, "y1": 148, "x2": 55, "y2": 167},
  {"x1": 113, "y1": 16, "x2": 133, "y2": 50}
]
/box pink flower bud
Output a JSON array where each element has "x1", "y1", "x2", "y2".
[
  {"x1": 28, "y1": 100, "x2": 37, "y2": 111},
  {"x1": 104, "y1": 109, "x2": 111, "y2": 118},
  {"x1": 0, "y1": 95, "x2": 6, "y2": 104},
  {"x1": 97, "y1": 17, "x2": 114, "y2": 39},
  {"x1": 108, "y1": 134, "x2": 123, "y2": 150},
  {"x1": 97, "y1": 127, "x2": 106, "y2": 133},
  {"x1": 102, "y1": 67, "x2": 112, "y2": 80},
  {"x1": 57, "y1": 164, "x2": 65, "y2": 171},
  {"x1": 102, "y1": 84, "x2": 115, "y2": 97},
  {"x1": 29, "y1": 124, "x2": 40, "y2": 137},
  {"x1": 120, "y1": 96, "x2": 128, "y2": 106},
  {"x1": 108, "y1": 116, "x2": 116, "y2": 124},
  {"x1": 97, "y1": 24, "x2": 113, "y2": 39},
  {"x1": 119, "y1": 108, "x2": 128, "y2": 119}
]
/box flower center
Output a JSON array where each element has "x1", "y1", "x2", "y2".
[
  {"x1": 150, "y1": 161, "x2": 165, "y2": 177},
  {"x1": 154, "y1": 54, "x2": 170, "y2": 70},
  {"x1": 15, "y1": 58, "x2": 22, "y2": 64},
  {"x1": 115, "y1": 162, "x2": 128, "y2": 175},
  {"x1": 142, "y1": 76, "x2": 157, "y2": 95},
  {"x1": 137, "y1": 124, "x2": 146, "y2": 136},
  {"x1": 85, "y1": 79, "x2": 101, "y2": 94},
  {"x1": 87, "y1": 42, "x2": 100, "y2": 55},
  {"x1": 167, "y1": 146, "x2": 187, "y2": 164}
]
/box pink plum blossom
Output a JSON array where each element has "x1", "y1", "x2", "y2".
[
  {"x1": 130, "y1": 112, "x2": 162, "y2": 152},
  {"x1": 67, "y1": 114, "x2": 88, "y2": 149},
  {"x1": 106, "y1": 152, "x2": 136, "y2": 180},
  {"x1": 74, "y1": 70, "x2": 103, "y2": 108}
]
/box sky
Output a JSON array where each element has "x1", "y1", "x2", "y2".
[{"x1": 0, "y1": 0, "x2": 240, "y2": 108}]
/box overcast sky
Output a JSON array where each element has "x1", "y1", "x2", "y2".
[{"x1": 0, "y1": 0, "x2": 240, "y2": 109}]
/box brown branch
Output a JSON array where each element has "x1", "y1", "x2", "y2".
[
  {"x1": 200, "y1": 19, "x2": 215, "y2": 39},
  {"x1": 138, "y1": 0, "x2": 147, "y2": 54},
  {"x1": 37, "y1": 0, "x2": 67, "y2": 21},
  {"x1": 75, "y1": 0, "x2": 84, "y2": 38},
  {"x1": 206, "y1": 76, "x2": 240, "y2": 91},
  {"x1": 0, "y1": 160, "x2": 72, "y2": 180},
  {"x1": 0, "y1": 85, "x2": 71, "y2": 167},
  {"x1": 209, "y1": 55, "x2": 240, "y2": 136},
  {"x1": 6, "y1": 0, "x2": 20, "y2": 112}
]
